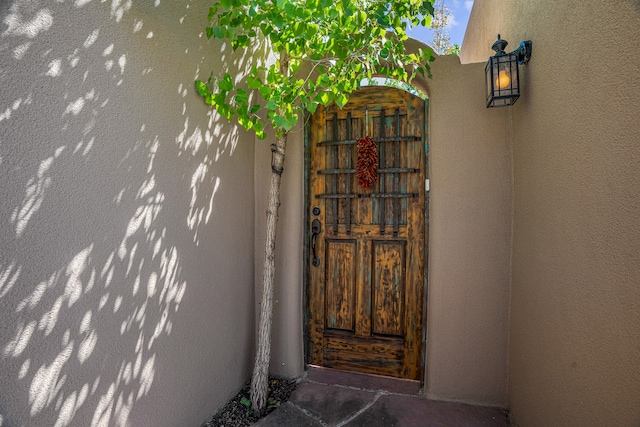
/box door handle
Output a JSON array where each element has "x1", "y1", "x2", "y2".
[{"x1": 311, "y1": 219, "x2": 321, "y2": 267}]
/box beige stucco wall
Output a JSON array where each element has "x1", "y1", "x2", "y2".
[
  {"x1": 0, "y1": 1, "x2": 257, "y2": 426},
  {"x1": 422, "y1": 53, "x2": 511, "y2": 407},
  {"x1": 463, "y1": 1, "x2": 640, "y2": 426}
]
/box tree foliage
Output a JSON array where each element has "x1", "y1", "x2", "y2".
[
  {"x1": 196, "y1": 0, "x2": 435, "y2": 139},
  {"x1": 446, "y1": 43, "x2": 461, "y2": 55},
  {"x1": 430, "y1": 0, "x2": 458, "y2": 55}
]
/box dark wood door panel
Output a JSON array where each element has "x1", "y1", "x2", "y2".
[
  {"x1": 372, "y1": 240, "x2": 406, "y2": 337},
  {"x1": 324, "y1": 239, "x2": 357, "y2": 332}
]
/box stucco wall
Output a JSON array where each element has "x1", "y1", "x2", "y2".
[
  {"x1": 422, "y1": 53, "x2": 511, "y2": 407},
  {"x1": 463, "y1": 1, "x2": 640, "y2": 426},
  {"x1": 0, "y1": 1, "x2": 257, "y2": 426}
]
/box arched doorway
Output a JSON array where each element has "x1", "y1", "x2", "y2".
[{"x1": 304, "y1": 86, "x2": 429, "y2": 381}]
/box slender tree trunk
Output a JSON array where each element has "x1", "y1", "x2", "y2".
[
  {"x1": 250, "y1": 50, "x2": 290, "y2": 417},
  {"x1": 250, "y1": 131, "x2": 287, "y2": 416}
]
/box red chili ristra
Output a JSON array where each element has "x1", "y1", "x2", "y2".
[{"x1": 356, "y1": 136, "x2": 378, "y2": 189}]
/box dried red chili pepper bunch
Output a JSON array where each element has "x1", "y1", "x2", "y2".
[{"x1": 356, "y1": 136, "x2": 378, "y2": 189}]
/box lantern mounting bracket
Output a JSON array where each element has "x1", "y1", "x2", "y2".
[
  {"x1": 513, "y1": 40, "x2": 532, "y2": 65},
  {"x1": 491, "y1": 34, "x2": 532, "y2": 64}
]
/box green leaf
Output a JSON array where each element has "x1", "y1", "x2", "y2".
[
  {"x1": 194, "y1": 80, "x2": 210, "y2": 97},
  {"x1": 260, "y1": 23, "x2": 273, "y2": 36},
  {"x1": 238, "y1": 115, "x2": 252, "y2": 130},
  {"x1": 237, "y1": 102, "x2": 248, "y2": 116},
  {"x1": 212, "y1": 93, "x2": 227, "y2": 106},
  {"x1": 259, "y1": 86, "x2": 271, "y2": 99},
  {"x1": 207, "y1": 6, "x2": 218, "y2": 22},
  {"x1": 235, "y1": 88, "x2": 249, "y2": 104},
  {"x1": 240, "y1": 397, "x2": 251, "y2": 407},
  {"x1": 286, "y1": 113, "x2": 299, "y2": 130},
  {"x1": 306, "y1": 23, "x2": 319, "y2": 38},
  {"x1": 247, "y1": 75, "x2": 262, "y2": 89},
  {"x1": 315, "y1": 91, "x2": 334, "y2": 105},
  {"x1": 316, "y1": 74, "x2": 330, "y2": 88},
  {"x1": 334, "y1": 93, "x2": 348, "y2": 108},
  {"x1": 212, "y1": 26, "x2": 225, "y2": 39},
  {"x1": 216, "y1": 103, "x2": 232, "y2": 120},
  {"x1": 237, "y1": 34, "x2": 249, "y2": 46},
  {"x1": 273, "y1": 114, "x2": 285, "y2": 128},
  {"x1": 306, "y1": 102, "x2": 318, "y2": 114},
  {"x1": 218, "y1": 73, "x2": 233, "y2": 91},
  {"x1": 206, "y1": 27, "x2": 214, "y2": 39},
  {"x1": 265, "y1": 98, "x2": 278, "y2": 110},
  {"x1": 276, "y1": 113, "x2": 298, "y2": 131}
]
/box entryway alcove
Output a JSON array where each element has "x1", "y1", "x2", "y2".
[{"x1": 304, "y1": 85, "x2": 429, "y2": 381}]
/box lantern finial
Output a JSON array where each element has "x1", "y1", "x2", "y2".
[{"x1": 491, "y1": 34, "x2": 508, "y2": 55}]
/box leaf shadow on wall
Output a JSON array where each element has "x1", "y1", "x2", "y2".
[{"x1": 0, "y1": 0, "x2": 267, "y2": 425}]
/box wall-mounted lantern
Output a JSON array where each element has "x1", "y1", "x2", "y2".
[{"x1": 485, "y1": 34, "x2": 532, "y2": 107}]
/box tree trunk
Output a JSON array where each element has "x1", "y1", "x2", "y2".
[{"x1": 250, "y1": 132, "x2": 287, "y2": 415}]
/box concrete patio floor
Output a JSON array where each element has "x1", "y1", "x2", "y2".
[{"x1": 256, "y1": 366, "x2": 510, "y2": 427}]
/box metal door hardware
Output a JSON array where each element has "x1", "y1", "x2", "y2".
[{"x1": 311, "y1": 219, "x2": 321, "y2": 267}]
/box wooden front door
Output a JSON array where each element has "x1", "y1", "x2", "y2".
[{"x1": 307, "y1": 86, "x2": 427, "y2": 380}]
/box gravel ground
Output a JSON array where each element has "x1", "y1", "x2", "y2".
[{"x1": 203, "y1": 377, "x2": 298, "y2": 427}]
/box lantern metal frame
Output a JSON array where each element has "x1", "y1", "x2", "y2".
[{"x1": 485, "y1": 35, "x2": 532, "y2": 108}]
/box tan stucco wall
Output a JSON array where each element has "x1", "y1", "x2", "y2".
[
  {"x1": 463, "y1": 1, "x2": 640, "y2": 426},
  {"x1": 422, "y1": 54, "x2": 511, "y2": 407},
  {"x1": 0, "y1": 2, "x2": 257, "y2": 426}
]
